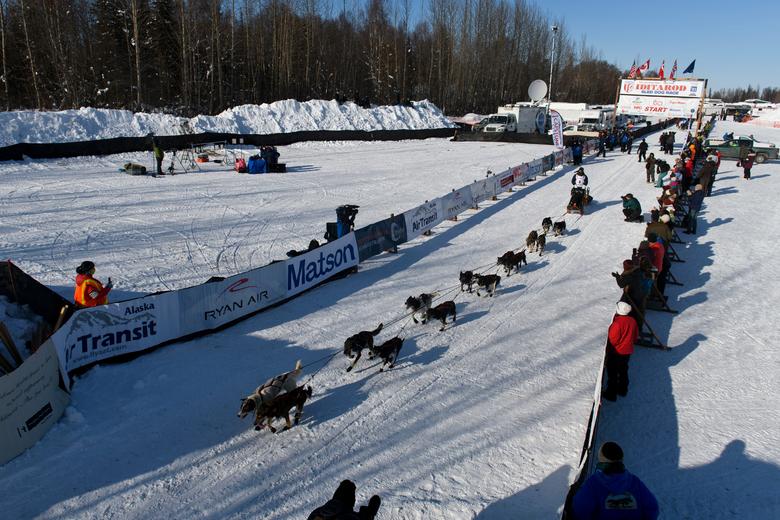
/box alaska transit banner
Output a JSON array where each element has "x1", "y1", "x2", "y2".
[
  {"x1": 286, "y1": 233, "x2": 359, "y2": 295},
  {"x1": 617, "y1": 79, "x2": 705, "y2": 118},
  {"x1": 51, "y1": 291, "x2": 181, "y2": 383},
  {"x1": 0, "y1": 341, "x2": 70, "y2": 465},
  {"x1": 403, "y1": 199, "x2": 443, "y2": 240}
]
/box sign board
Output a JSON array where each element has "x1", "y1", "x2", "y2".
[
  {"x1": 550, "y1": 110, "x2": 564, "y2": 149},
  {"x1": 617, "y1": 79, "x2": 705, "y2": 117},
  {"x1": 178, "y1": 263, "x2": 286, "y2": 333},
  {"x1": 403, "y1": 199, "x2": 443, "y2": 240},
  {"x1": 441, "y1": 187, "x2": 475, "y2": 220},
  {"x1": 470, "y1": 177, "x2": 498, "y2": 205},
  {"x1": 51, "y1": 291, "x2": 180, "y2": 383},
  {"x1": 286, "y1": 233, "x2": 359, "y2": 294},
  {"x1": 0, "y1": 341, "x2": 70, "y2": 465}
]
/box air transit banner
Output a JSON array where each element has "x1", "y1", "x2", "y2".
[{"x1": 403, "y1": 199, "x2": 443, "y2": 240}]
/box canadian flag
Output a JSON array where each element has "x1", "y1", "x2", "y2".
[
  {"x1": 627, "y1": 61, "x2": 638, "y2": 79},
  {"x1": 658, "y1": 60, "x2": 665, "y2": 79},
  {"x1": 670, "y1": 60, "x2": 678, "y2": 79},
  {"x1": 636, "y1": 59, "x2": 650, "y2": 78}
]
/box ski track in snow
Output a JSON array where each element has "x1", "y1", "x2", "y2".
[{"x1": 1, "y1": 126, "x2": 779, "y2": 519}]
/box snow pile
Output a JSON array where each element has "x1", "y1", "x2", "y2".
[
  {"x1": 0, "y1": 100, "x2": 455, "y2": 146},
  {"x1": 0, "y1": 295, "x2": 42, "y2": 363}
]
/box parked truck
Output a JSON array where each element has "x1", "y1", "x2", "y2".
[
  {"x1": 578, "y1": 106, "x2": 615, "y2": 131},
  {"x1": 481, "y1": 103, "x2": 547, "y2": 133}
]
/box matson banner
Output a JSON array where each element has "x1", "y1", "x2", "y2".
[
  {"x1": 618, "y1": 79, "x2": 705, "y2": 117},
  {"x1": 286, "y1": 233, "x2": 359, "y2": 296}
]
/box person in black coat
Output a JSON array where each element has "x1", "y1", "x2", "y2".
[
  {"x1": 637, "y1": 138, "x2": 648, "y2": 162},
  {"x1": 685, "y1": 184, "x2": 705, "y2": 234},
  {"x1": 308, "y1": 480, "x2": 381, "y2": 520}
]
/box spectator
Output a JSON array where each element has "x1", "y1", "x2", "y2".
[
  {"x1": 647, "y1": 233, "x2": 668, "y2": 296},
  {"x1": 573, "y1": 141, "x2": 584, "y2": 165},
  {"x1": 621, "y1": 193, "x2": 642, "y2": 222},
  {"x1": 644, "y1": 153, "x2": 656, "y2": 183},
  {"x1": 613, "y1": 259, "x2": 646, "y2": 323},
  {"x1": 152, "y1": 139, "x2": 165, "y2": 177},
  {"x1": 572, "y1": 441, "x2": 659, "y2": 519},
  {"x1": 308, "y1": 480, "x2": 381, "y2": 520},
  {"x1": 598, "y1": 137, "x2": 607, "y2": 158},
  {"x1": 74, "y1": 261, "x2": 112, "y2": 307},
  {"x1": 685, "y1": 184, "x2": 705, "y2": 234},
  {"x1": 696, "y1": 157, "x2": 715, "y2": 196},
  {"x1": 742, "y1": 150, "x2": 755, "y2": 180},
  {"x1": 637, "y1": 139, "x2": 648, "y2": 162},
  {"x1": 626, "y1": 134, "x2": 634, "y2": 154},
  {"x1": 602, "y1": 302, "x2": 638, "y2": 401},
  {"x1": 658, "y1": 132, "x2": 667, "y2": 153},
  {"x1": 645, "y1": 211, "x2": 672, "y2": 244}
]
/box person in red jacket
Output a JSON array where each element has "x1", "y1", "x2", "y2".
[
  {"x1": 74, "y1": 261, "x2": 113, "y2": 307},
  {"x1": 603, "y1": 302, "x2": 638, "y2": 401}
]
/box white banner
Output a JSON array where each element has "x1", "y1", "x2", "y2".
[
  {"x1": 495, "y1": 170, "x2": 516, "y2": 194},
  {"x1": 554, "y1": 150, "x2": 565, "y2": 167},
  {"x1": 178, "y1": 263, "x2": 287, "y2": 333},
  {"x1": 441, "y1": 187, "x2": 475, "y2": 219},
  {"x1": 51, "y1": 291, "x2": 181, "y2": 382},
  {"x1": 563, "y1": 148, "x2": 573, "y2": 162},
  {"x1": 470, "y1": 177, "x2": 499, "y2": 205},
  {"x1": 617, "y1": 95, "x2": 700, "y2": 117},
  {"x1": 0, "y1": 341, "x2": 70, "y2": 465},
  {"x1": 403, "y1": 199, "x2": 443, "y2": 240},
  {"x1": 512, "y1": 163, "x2": 529, "y2": 184},
  {"x1": 285, "y1": 233, "x2": 359, "y2": 297},
  {"x1": 527, "y1": 158, "x2": 543, "y2": 178},
  {"x1": 550, "y1": 110, "x2": 564, "y2": 149},
  {"x1": 620, "y1": 79, "x2": 705, "y2": 98},
  {"x1": 618, "y1": 79, "x2": 704, "y2": 117}
]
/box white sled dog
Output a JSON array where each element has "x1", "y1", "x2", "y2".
[{"x1": 238, "y1": 360, "x2": 303, "y2": 419}]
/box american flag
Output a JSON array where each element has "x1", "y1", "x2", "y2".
[
  {"x1": 670, "y1": 60, "x2": 678, "y2": 79},
  {"x1": 628, "y1": 61, "x2": 637, "y2": 79}
]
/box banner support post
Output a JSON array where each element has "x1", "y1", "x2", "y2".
[{"x1": 695, "y1": 78, "x2": 707, "y2": 135}]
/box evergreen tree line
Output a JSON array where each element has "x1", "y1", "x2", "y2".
[
  {"x1": 0, "y1": 0, "x2": 624, "y2": 115},
  {"x1": 709, "y1": 86, "x2": 780, "y2": 104}
]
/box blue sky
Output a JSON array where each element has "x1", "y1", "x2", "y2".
[{"x1": 390, "y1": 0, "x2": 779, "y2": 92}]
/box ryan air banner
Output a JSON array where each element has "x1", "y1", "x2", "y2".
[
  {"x1": 51, "y1": 291, "x2": 180, "y2": 383},
  {"x1": 286, "y1": 233, "x2": 360, "y2": 294},
  {"x1": 441, "y1": 187, "x2": 475, "y2": 220},
  {"x1": 470, "y1": 177, "x2": 499, "y2": 205},
  {"x1": 403, "y1": 199, "x2": 443, "y2": 240},
  {"x1": 178, "y1": 262, "x2": 286, "y2": 333},
  {"x1": 0, "y1": 341, "x2": 70, "y2": 465}
]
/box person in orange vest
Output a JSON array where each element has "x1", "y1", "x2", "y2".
[
  {"x1": 74, "y1": 261, "x2": 113, "y2": 307},
  {"x1": 602, "y1": 302, "x2": 638, "y2": 401}
]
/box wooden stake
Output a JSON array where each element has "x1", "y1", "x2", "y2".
[
  {"x1": 0, "y1": 321, "x2": 23, "y2": 365},
  {"x1": 53, "y1": 304, "x2": 70, "y2": 332}
]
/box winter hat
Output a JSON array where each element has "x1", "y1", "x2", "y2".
[
  {"x1": 695, "y1": 184, "x2": 704, "y2": 191},
  {"x1": 622, "y1": 259, "x2": 635, "y2": 271},
  {"x1": 598, "y1": 441, "x2": 624, "y2": 463},
  {"x1": 660, "y1": 214, "x2": 671, "y2": 224},
  {"x1": 76, "y1": 261, "x2": 95, "y2": 275},
  {"x1": 332, "y1": 480, "x2": 357, "y2": 509},
  {"x1": 616, "y1": 301, "x2": 632, "y2": 316}
]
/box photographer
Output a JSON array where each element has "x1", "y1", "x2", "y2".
[{"x1": 621, "y1": 193, "x2": 642, "y2": 223}]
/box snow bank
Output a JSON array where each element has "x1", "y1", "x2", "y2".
[
  {"x1": 0, "y1": 100, "x2": 455, "y2": 147},
  {"x1": 0, "y1": 295, "x2": 42, "y2": 363}
]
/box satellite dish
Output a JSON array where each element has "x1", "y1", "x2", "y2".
[{"x1": 528, "y1": 80, "x2": 548, "y2": 102}]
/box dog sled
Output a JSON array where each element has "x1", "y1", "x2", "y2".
[{"x1": 567, "y1": 187, "x2": 591, "y2": 215}]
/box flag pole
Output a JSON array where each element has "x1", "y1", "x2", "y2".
[
  {"x1": 695, "y1": 78, "x2": 708, "y2": 135},
  {"x1": 612, "y1": 76, "x2": 621, "y2": 129}
]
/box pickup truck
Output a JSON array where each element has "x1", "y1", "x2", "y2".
[{"x1": 703, "y1": 136, "x2": 778, "y2": 163}]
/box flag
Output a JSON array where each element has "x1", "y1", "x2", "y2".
[
  {"x1": 636, "y1": 59, "x2": 650, "y2": 78},
  {"x1": 670, "y1": 60, "x2": 678, "y2": 79},
  {"x1": 550, "y1": 110, "x2": 564, "y2": 149},
  {"x1": 627, "y1": 61, "x2": 637, "y2": 79},
  {"x1": 658, "y1": 60, "x2": 665, "y2": 79},
  {"x1": 683, "y1": 59, "x2": 695, "y2": 74}
]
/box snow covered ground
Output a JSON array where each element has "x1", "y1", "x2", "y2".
[
  {"x1": 0, "y1": 100, "x2": 455, "y2": 147},
  {"x1": 0, "y1": 124, "x2": 778, "y2": 519}
]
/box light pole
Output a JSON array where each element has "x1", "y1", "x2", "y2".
[{"x1": 546, "y1": 25, "x2": 559, "y2": 121}]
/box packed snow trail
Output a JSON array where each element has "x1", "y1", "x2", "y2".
[
  {"x1": 4, "y1": 129, "x2": 776, "y2": 518},
  {"x1": 594, "y1": 121, "x2": 780, "y2": 519}
]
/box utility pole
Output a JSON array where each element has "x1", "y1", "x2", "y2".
[{"x1": 546, "y1": 25, "x2": 559, "y2": 123}]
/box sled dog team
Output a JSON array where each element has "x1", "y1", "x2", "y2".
[{"x1": 240, "y1": 215, "x2": 568, "y2": 432}]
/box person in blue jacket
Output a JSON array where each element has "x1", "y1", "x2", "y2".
[
  {"x1": 572, "y1": 441, "x2": 659, "y2": 520},
  {"x1": 572, "y1": 141, "x2": 584, "y2": 165}
]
